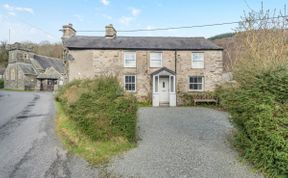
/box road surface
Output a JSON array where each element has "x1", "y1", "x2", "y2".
[{"x1": 0, "y1": 91, "x2": 99, "y2": 178}]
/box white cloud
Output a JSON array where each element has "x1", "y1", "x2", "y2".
[
  {"x1": 74, "y1": 14, "x2": 84, "y2": 22},
  {"x1": 3, "y1": 4, "x2": 34, "y2": 14},
  {"x1": 146, "y1": 25, "x2": 153, "y2": 30},
  {"x1": 119, "y1": 16, "x2": 133, "y2": 25},
  {"x1": 118, "y1": 7, "x2": 141, "y2": 25},
  {"x1": 102, "y1": 14, "x2": 112, "y2": 20},
  {"x1": 131, "y1": 8, "x2": 141, "y2": 17},
  {"x1": 0, "y1": 18, "x2": 58, "y2": 43},
  {"x1": 100, "y1": 0, "x2": 110, "y2": 6},
  {"x1": 8, "y1": 12, "x2": 16, "y2": 16}
]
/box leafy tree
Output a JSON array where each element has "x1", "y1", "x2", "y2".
[{"x1": 0, "y1": 41, "x2": 8, "y2": 67}]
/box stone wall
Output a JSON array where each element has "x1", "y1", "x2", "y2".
[
  {"x1": 67, "y1": 49, "x2": 223, "y2": 104},
  {"x1": 4, "y1": 64, "x2": 37, "y2": 90}
]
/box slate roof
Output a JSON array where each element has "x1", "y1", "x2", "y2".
[
  {"x1": 151, "y1": 67, "x2": 175, "y2": 76},
  {"x1": 33, "y1": 55, "x2": 64, "y2": 74},
  {"x1": 37, "y1": 67, "x2": 62, "y2": 79},
  {"x1": 18, "y1": 63, "x2": 37, "y2": 75},
  {"x1": 63, "y1": 36, "x2": 223, "y2": 50}
]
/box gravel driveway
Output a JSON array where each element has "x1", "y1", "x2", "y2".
[{"x1": 108, "y1": 107, "x2": 263, "y2": 178}]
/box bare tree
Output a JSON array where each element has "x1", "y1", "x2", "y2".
[{"x1": 232, "y1": 4, "x2": 288, "y2": 83}]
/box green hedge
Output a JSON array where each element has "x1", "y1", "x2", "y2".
[
  {"x1": 0, "y1": 79, "x2": 3, "y2": 88},
  {"x1": 218, "y1": 67, "x2": 288, "y2": 177},
  {"x1": 56, "y1": 76, "x2": 137, "y2": 142}
]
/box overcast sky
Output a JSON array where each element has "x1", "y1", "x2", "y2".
[{"x1": 0, "y1": 0, "x2": 287, "y2": 43}]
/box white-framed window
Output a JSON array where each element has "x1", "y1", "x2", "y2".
[
  {"x1": 192, "y1": 52, "x2": 204, "y2": 69},
  {"x1": 150, "y1": 52, "x2": 162, "y2": 67},
  {"x1": 124, "y1": 52, "x2": 136, "y2": 67},
  {"x1": 124, "y1": 75, "x2": 136, "y2": 92},
  {"x1": 189, "y1": 76, "x2": 204, "y2": 91}
]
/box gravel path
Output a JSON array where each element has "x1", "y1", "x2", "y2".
[{"x1": 108, "y1": 107, "x2": 263, "y2": 178}]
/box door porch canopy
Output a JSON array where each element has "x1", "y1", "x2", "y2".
[{"x1": 151, "y1": 67, "x2": 176, "y2": 107}]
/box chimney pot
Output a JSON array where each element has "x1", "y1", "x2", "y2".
[
  {"x1": 61, "y1": 23, "x2": 76, "y2": 40},
  {"x1": 105, "y1": 24, "x2": 117, "y2": 39}
]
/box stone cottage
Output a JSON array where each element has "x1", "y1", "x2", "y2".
[
  {"x1": 61, "y1": 24, "x2": 223, "y2": 106},
  {"x1": 4, "y1": 43, "x2": 65, "y2": 91}
]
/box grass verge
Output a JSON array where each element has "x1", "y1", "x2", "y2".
[
  {"x1": 0, "y1": 88, "x2": 34, "y2": 92},
  {"x1": 55, "y1": 101, "x2": 136, "y2": 165}
]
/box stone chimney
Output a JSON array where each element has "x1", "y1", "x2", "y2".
[
  {"x1": 105, "y1": 24, "x2": 117, "y2": 39},
  {"x1": 60, "y1": 23, "x2": 76, "y2": 39}
]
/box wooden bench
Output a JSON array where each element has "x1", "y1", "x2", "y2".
[{"x1": 193, "y1": 98, "x2": 218, "y2": 106}]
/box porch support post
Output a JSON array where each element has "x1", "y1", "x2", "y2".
[
  {"x1": 169, "y1": 75, "x2": 176, "y2": 106},
  {"x1": 152, "y1": 75, "x2": 160, "y2": 107}
]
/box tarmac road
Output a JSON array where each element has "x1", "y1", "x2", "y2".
[{"x1": 0, "y1": 91, "x2": 99, "y2": 178}]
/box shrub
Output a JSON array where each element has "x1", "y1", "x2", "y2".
[
  {"x1": 218, "y1": 67, "x2": 288, "y2": 177},
  {"x1": 0, "y1": 79, "x2": 3, "y2": 88},
  {"x1": 56, "y1": 76, "x2": 137, "y2": 142}
]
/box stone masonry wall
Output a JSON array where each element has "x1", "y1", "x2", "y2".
[
  {"x1": 4, "y1": 63, "x2": 25, "y2": 90},
  {"x1": 4, "y1": 64, "x2": 37, "y2": 90},
  {"x1": 67, "y1": 49, "x2": 223, "y2": 103}
]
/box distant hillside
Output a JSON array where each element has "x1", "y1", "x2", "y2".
[
  {"x1": 208, "y1": 32, "x2": 235, "y2": 40},
  {"x1": 211, "y1": 34, "x2": 237, "y2": 72}
]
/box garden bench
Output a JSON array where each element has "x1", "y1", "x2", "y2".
[{"x1": 193, "y1": 98, "x2": 218, "y2": 106}]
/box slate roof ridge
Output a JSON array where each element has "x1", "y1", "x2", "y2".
[
  {"x1": 63, "y1": 35, "x2": 223, "y2": 50},
  {"x1": 70, "y1": 35, "x2": 206, "y2": 39},
  {"x1": 33, "y1": 54, "x2": 63, "y2": 61}
]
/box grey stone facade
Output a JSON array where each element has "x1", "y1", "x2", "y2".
[{"x1": 62, "y1": 24, "x2": 224, "y2": 105}]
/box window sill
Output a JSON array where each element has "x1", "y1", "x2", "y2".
[
  {"x1": 124, "y1": 66, "x2": 137, "y2": 68},
  {"x1": 125, "y1": 90, "x2": 137, "y2": 93},
  {"x1": 188, "y1": 90, "x2": 204, "y2": 92},
  {"x1": 191, "y1": 67, "x2": 205, "y2": 70}
]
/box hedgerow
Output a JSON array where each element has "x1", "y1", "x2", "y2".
[
  {"x1": 218, "y1": 67, "x2": 288, "y2": 177},
  {"x1": 0, "y1": 79, "x2": 4, "y2": 88},
  {"x1": 56, "y1": 76, "x2": 137, "y2": 142}
]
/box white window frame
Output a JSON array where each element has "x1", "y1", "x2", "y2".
[
  {"x1": 192, "y1": 52, "x2": 204, "y2": 69},
  {"x1": 150, "y1": 52, "x2": 162, "y2": 67},
  {"x1": 124, "y1": 75, "x2": 137, "y2": 92},
  {"x1": 124, "y1": 51, "x2": 136, "y2": 68},
  {"x1": 188, "y1": 76, "x2": 204, "y2": 91}
]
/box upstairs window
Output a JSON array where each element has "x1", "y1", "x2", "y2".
[
  {"x1": 150, "y1": 52, "x2": 162, "y2": 67},
  {"x1": 124, "y1": 52, "x2": 136, "y2": 67},
  {"x1": 189, "y1": 76, "x2": 204, "y2": 91},
  {"x1": 124, "y1": 75, "x2": 136, "y2": 92},
  {"x1": 192, "y1": 52, "x2": 204, "y2": 69}
]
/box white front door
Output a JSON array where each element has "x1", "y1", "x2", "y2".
[{"x1": 159, "y1": 77, "x2": 169, "y2": 103}]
